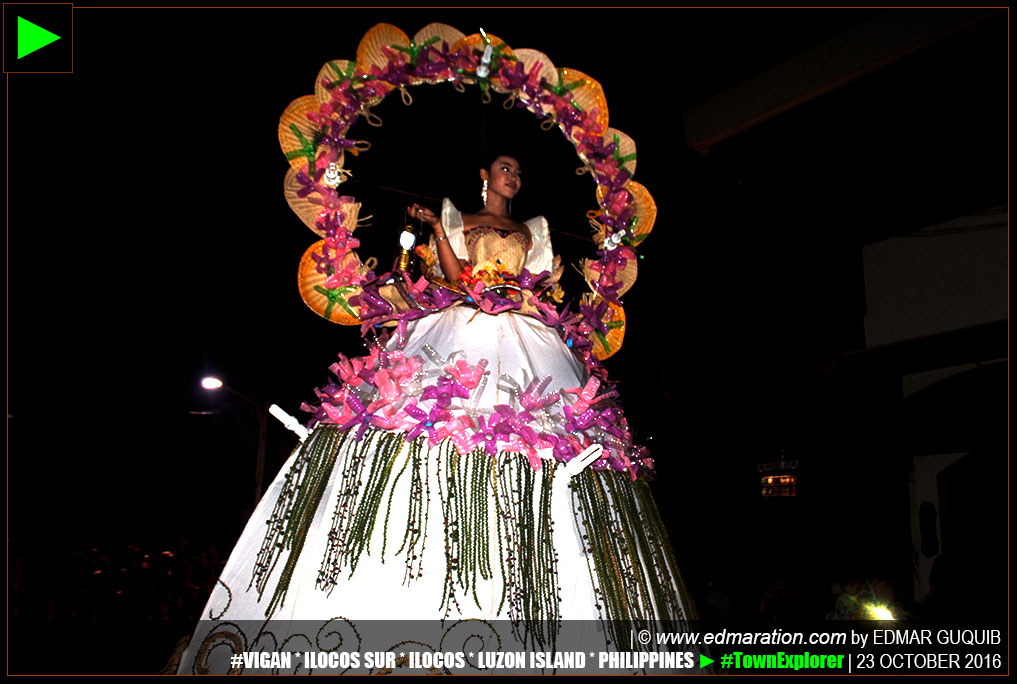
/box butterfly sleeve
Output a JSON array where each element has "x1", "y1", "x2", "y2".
[
  {"x1": 429, "y1": 197, "x2": 469, "y2": 278},
  {"x1": 523, "y1": 215, "x2": 553, "y2": 275}
]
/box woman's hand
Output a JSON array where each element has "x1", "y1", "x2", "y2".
[
  {"x1": 407, "y1": 204, "x2": 442, "y2": 235},
  {"x1": 409, "y1": 203, "x2": 462, "y2": 279}
]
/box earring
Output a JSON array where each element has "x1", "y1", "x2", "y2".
[{"x1": 481, "y1": 179, "x2": 488, "y2": 206}]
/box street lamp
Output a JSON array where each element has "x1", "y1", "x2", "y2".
[
  {"x1": 200, "y1": 377, "x2": 223, "y2": 390},
  {"x1": 201, "y1": 376, "x2": 268, "y2": 507}
]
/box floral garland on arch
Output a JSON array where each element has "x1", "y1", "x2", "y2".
[{"x1": 279, "y1": 23, "x2": 658, "y2": 478}]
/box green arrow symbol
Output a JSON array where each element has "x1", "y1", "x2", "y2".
[
  {"x1": 700, "y1": 654, "x2": 714, "y2": 669},
  {"x1": 18, "y1": 17, "x2": 61, "y2": 59}
]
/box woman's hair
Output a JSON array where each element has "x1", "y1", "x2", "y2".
[{"x1": 479, "y1": 151, "x2": 523, "y2": 173}]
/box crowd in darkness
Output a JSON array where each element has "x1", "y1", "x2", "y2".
[
  {"x1": 12, "y1": 540, "x2": 222, "y2": 624},
  {"x1": 11, "y1": 535, "x2": 225, "y2": 673}
]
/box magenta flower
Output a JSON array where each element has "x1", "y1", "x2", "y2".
[
  {"x1": 338, "y1": 393, "x2": 377, "y2": 441},
  {"x1": 445, "y1": 358, "x2": 488, "y2": 390},
  {"x1": 471, "y1": 415, "x2": 502, "y2": 456},
  {"x1": 402, "y1": 402, "x2": 450, "y2": 447},
  {"x1": 518, "y1": 376, "x2": 560, "y2": 412},
  {"x1": 444, "y1": 415, "x2": 478, "y2": 454},
  {"x1": 420, "y1": 375, "x2": 470, "y2": 409}
]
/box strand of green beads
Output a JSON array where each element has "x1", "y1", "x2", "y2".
[
  {"x1": 464, "y1": 447, "x2": 480, "y2": 601},
  {"x1": 621, "y1": 474, "x2": 684, "y2": 628},
  {"x1": 273, "y1": 426, "x2": 342, "y2": 601},
  {"x1": 632, "y1": 478, "x2": 698, "y2": 622},
  {"x1": 494, "y1": 453, "x2": 520, "y2": 626},
  {"x1": 266, "y1": 425, "x2": 347, "y2": 617},
  {"x1": 603, "y1": 469, "x2": 656, "y2": 630},
  {"x1": 568, "y1": 477, "x2": 604, "y2": 622},
  {"x1": 467, "y1": 447, "x2": 493, "y2": 610},
  {"x1": 395, "y1": 437, "x2": 422, "y2": 560},
  {"x1": 538, "y1": 463, "x2": 560, "y2": 651},
  {"x1": 568, "y1": 471, "x2": 603, "y2": 621},
  {"x1": 251, "y1": 427, "x2": 316, "y2": 597},
  {"x1": 412, "y1": 437, "x2": 428, "y2": 578},
  {"x1": 492, "y1": 450, "x2": 508, "y2": 616},
  {"x1": 525, "y1": 455, "x2": 557, "y2": 650},
  {"x1": 380, "y1": 436, "x2": 413, "y2": 560},
  {"x1": 455, "y1": 442, "x2": 474, "y2": 607},
  {"x1": 506, "y1": 454, "x2": 536, "y2": 648},
  {"x1": 448, "y1": 441, "x2": 464, "y2": 610},
  {"x1": 476, "y1": 451, "x2": 492, "y2": 580},
  {"x1": 437, "y1": 439, "x2": 463, "y2": 619},
  {"x1": 600, "y1": 469, "x2": 645, "y2": 647},
  {"x1": 398, "y1": 437, "x2": 427, "y2": 582},
  {"x1": 572, "y1": 467, "x2": 631, "y2": 647},
  {"x1": 518, "y1": 455, "x2": 535, "y2": 625},
  {"x1": 527, "y1": 458, "x2": 551, "y2": 651},
  {"x1": 343, "y1": 431, "x2": 403, "y2": 574},
  {"x1": 463, "y1": 446, "x2": 478, "y2": 609},
  {"x1": 453, "y1": 442, "x2": 468, "y2": 594},
  {"x1": 317, "y1": 426, "x2": 369, "y2": 589}
]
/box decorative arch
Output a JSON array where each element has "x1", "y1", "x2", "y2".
[{"x1": 278, "y1": 23, "x2": 655, "y2": 360}]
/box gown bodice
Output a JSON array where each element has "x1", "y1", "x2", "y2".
[
  {"x1": 432, "y1": 198, "x2": 553, "y2": 280},
  {"x1": 464, "y1": 225, "x2": 530, "y2": 277}
]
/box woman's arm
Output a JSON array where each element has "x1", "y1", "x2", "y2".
[{"x1": 409, "y1": 203, "x2": 465, "y2": 281}]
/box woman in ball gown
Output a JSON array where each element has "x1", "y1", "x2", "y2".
[{"x1": 176, "y1": 154, "x2": 695, "y2": 675}]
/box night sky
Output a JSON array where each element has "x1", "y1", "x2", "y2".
[{"x1": 8, "y1": 6, "x2": 1007, "y2": 636}]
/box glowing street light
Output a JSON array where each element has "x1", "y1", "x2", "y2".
[{"x1": 201, "y1": 376, "x2": 224, "y2": 390}]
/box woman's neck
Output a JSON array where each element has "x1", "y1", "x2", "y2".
[{"x1": 481, "y1": 194, "x2": 510, "y2": 218}]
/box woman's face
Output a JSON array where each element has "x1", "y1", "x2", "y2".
[{"x1": 482, "y1": 156, "x2": 522, "y2": 200}]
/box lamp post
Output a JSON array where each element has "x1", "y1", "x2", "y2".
[{"x1": 201, "y1": 377, "x2": 268, "y2": 506}]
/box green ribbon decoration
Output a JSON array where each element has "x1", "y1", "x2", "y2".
[
  {"x1": 541, "y1": 67, "x2": 587, "y2": 112},
  {"x1": 325, "y1": 60, "x2": 356, "y2": 89},
  {"x1": 391, "y1": 35, "x2": 440, "y2": 67},
  {"x1": 593, "y1": 317, "x2": 625, "y2": 354},
  {"x1": 284, "y1": 123, "x2": 318, "y2": 171},
  {"x1": 611, "y1": 134, "x2": 638, "y2": 172},
  {"x1": 620, "y1": 215, "x2": 648, "y2": 246},
  {"x1": 488, "y1": 42, "x2": 512, "y2": 74},
  {"x1": 314, "y1": 285, "x2": 359, "y2": 320}
]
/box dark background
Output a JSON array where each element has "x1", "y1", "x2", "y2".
[{"x1": 7, "y1": 7, "x2": 1007, "y2": 672}]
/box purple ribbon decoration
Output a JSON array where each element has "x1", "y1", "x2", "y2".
[
  {"x1": 493, "y1": 405, "x2": 538, "y2": 445},
  {"x1": 518, "y1": 376, "x2": 560, "y2": 412},
  {"x1": 402, "y1": 402, "x2": 450, "y2": 446},
  {"x1": 478, "y1": 289, "x2": 521, "y2": 315},
  {"x1": 413, "y1": 43, "x2": 455, "y2": 80},
  {"x1": 541, "y1": 433, "x2": 577, "y2": 463},
  {"x1": 471, "y1": 415, "x2": 503, "y2": 456},
  {"x1": 420, "y1": 375, "x2": 470, "y2": 409},
  {"x1": 338, "y1": 393, "x2": 377, "y2": 441},
  {"x1": 579, "y1": 299, "x2": 610, "y2": 336},
  {"x1": 295, "y1": 167, "x2": 326, "y2": 200}
]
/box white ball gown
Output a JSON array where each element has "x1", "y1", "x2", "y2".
[{"x1": 176, "y1": 200, "x2": 695, "y2": 675}]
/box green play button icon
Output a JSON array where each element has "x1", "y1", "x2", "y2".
[{"x1": 17, "y1": 16, "x2": 61, "y2": 59}]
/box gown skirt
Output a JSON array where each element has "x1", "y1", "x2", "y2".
[{"x1": 176, "y1": 307, "x2": 695, "y2": 674}]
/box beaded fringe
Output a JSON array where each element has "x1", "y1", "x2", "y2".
[
  {"x1": 570, "y1": 469, "x2": 698, "y2": 647},
  {"x1": 251, "y1": 426, "x2": 348, "y2": 617},
  {"x1": 251, "y1": 425, "x2": 688, "y2": 644}
]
